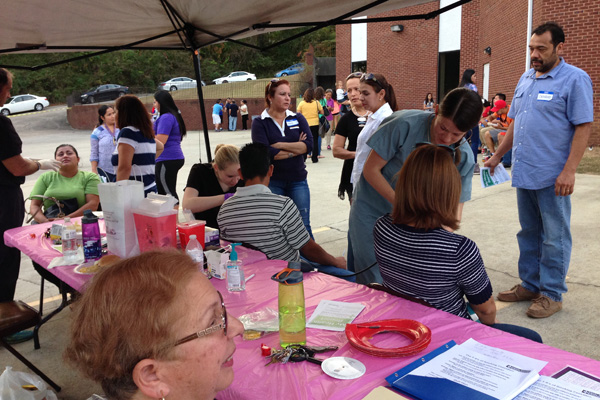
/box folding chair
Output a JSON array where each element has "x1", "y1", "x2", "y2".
[{"x1": 0, "y1": 300, "x2": 61, "y2": 392}]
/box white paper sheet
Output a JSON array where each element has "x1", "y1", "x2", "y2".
[
  {"x1": 306, "y1": 300, "x2": 365, "y2": 331},
  {"x1": 406, "y1": 338, "x2": 547, "y2": 400},
  {"x1": 481, "y1": 164, "x2": 511, "y2": 188},
  {"x1": 514, "y1": 375, "x2": 600, "y2": 400}
]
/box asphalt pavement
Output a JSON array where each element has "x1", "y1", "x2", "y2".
[{"x1": 2, "y1": 108, "x2": 599, "y2": 398}]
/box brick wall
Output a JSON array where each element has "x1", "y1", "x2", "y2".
[
  {"x1": 336, "y1": 0, "x2": 599, "y2": 145},
  {"x1": 336, "y1": 3, "x2": 440, "y2": 110}
]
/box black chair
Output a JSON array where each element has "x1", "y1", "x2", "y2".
[{"x1": 0, "y1": 300, "x2": 61, "y2": 392}]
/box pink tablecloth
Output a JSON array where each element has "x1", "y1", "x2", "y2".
[
  {"x1": 215, "y1": 261, "x2": 600, "y2": 400},
  {"x1": 3, "y1": 220, "x2": 267, "y2": 292}
]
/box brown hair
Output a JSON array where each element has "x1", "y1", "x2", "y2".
[
  {"x1": 392, "y1": 144, "x2": 461, "y2": 230},
  {"x1": 264, "y1": 79, "x2": 290, "y2": 108},
  {"x1": 314, "y1": 86, "x2": 325, "y2": 101},
  {"x1": 64, "y1": 250, "x2": 198, "y2": 400},
  {"x1": 0, "y1": 68, "x2": 13, "y2": 90},
  {"x1": 213, "y1": 144, "x2": 240, "y2": 170},
  {"x1": 115, "y1": 95, "x2": 154, "y2": 140},
  {"x1": 360, "y1": 73, "x2": 399, "y2": 111},
  {"x1": 302, "y1": 87, "x2": 315, "y2": 103},
  {"x1": 439, "y1": 87, "x2": 483, "y2": 132}
]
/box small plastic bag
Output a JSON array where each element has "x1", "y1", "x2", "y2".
[
  {"x1": 0, "y1": 366, "x2": 58, "y2": 400},
  {"x1": 238, "y1": 307, "x2": 279, "y2": 340}
]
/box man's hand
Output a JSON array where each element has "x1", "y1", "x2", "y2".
[
  {"x1": 333, "y1": 256, "x2": 347, "y2": 270},
  {"x1": 555, "y1": 169, "x2": 576, "y2": 196},
  {"x1": 483, "y1": 154, "x2": 502, "y2": 175},
  {"x1": 38, "y1": 159, "x2": 61, "y2": 171}
]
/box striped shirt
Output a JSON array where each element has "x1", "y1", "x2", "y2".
[
  {"x1": 111, "y1": 126, "x2": 157, "y2": 193},
  {"x1": 373, "y1": 214, "x2": 492, "y2": 319},
  {"x1": 217, "y1": 185, "x2": 310, "y2": 261}
]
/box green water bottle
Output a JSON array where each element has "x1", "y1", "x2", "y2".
[{"x1": 271, "y1": 262, "x2": 306, "y2": 347}]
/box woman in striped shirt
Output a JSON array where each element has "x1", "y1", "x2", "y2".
[
  {"x1": 112, "y1": 95, "x2": 164, "y2": 196},
  {"x1": 373, "y1": 144, "x2": 541, "y2": 341}
]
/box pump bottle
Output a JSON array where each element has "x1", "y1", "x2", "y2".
[{"x1": 226, "y1": 243, "x2": 245, "y2": 292}]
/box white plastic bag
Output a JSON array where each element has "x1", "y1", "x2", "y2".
[
  {"x1": 98, "y1": 180, "x2": 144, "y2": 258},
  {"x1": 0, "y1": 366, "x2": 58, "y2": 400}
]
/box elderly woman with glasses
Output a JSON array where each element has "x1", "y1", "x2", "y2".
[
  {"x1": 65, "y1": 250, "x2": 243, "y2": 400},
  {"x1": 251, "y1": 79, "x2": 315, "y2": 237},
  {"x1": 348, "y1": 87, "x2": 482, "y2": 284}
]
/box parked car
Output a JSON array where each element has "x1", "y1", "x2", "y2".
[
  {"x1": 275, "y1": 63, "x2": 304, "y2": 77},
  {"x1": 80, "y1": 84, "x2": 129, "y2": 104},
  {"x1": 158, "y1": 77, "x2": 204, "y2": 91},
  {"x1": 213, "y1": 71, "x2": 257, "y2": 84},
  {"x1": 0, "y1": 94, "x2": 50, "y2": 116}
]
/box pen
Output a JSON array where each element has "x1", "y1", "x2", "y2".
[{"x1": 245, "y1": 274, "x2": 255, "y2": 283}]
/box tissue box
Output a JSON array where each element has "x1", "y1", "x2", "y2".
[{"x1": 206, "y1": 250, "x2": 229, "y2": 279}]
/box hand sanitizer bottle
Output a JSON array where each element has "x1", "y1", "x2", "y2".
[{"x1": 226, "y1": 243, "x2": 245, "y2": 292}]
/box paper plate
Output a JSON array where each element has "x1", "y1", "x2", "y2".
[
  {"x1": 321, "y1": 357, "x2": 366, "y2": 380},
  {"x1": 74, "y1": 261, "x2": 100, "y2": 275}
]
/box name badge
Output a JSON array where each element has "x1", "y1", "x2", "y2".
[
  {"x1": 286, "y1": 119, "x2": 299, "y2": 127},
  {"x1": 537, "y1": 91, "x2": 554, "y2": 101}
]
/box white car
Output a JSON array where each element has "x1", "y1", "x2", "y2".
[
  {"x1": 158, "y1": 77, "x2": 203, "y2": 91},
  {"x1": 1, "y1": 94, "x2": 50, "y2": 116},
  {"x1": 213, "y1": 71, "x2": 257, "y2": 84}
]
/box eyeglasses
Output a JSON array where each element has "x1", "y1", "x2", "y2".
[
  {"x1": 346, "y1": 71, "x2": 364, "y2": 80},
  {"x1": 171, "y1": 291, "x2": 227, "y2": 348}
]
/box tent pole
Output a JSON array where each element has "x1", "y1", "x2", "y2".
[{"x1": 193, "y1": 49, "x2": 212, "y2": 163}]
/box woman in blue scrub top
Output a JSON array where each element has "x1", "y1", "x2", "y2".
[{"x1": 251, "y1": 79, "x2": 315, "y2": 237}]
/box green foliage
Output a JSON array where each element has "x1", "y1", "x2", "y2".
[{"x1": 0, "y1": 26, "x2": 336, "y2": 103}]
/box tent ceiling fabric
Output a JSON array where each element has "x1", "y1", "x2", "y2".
[{"x1": 1, "y1": 0, "x2": 434, "y2": 52}]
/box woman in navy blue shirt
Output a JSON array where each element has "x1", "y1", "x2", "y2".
[{"x1": 251, "y1": 79, "x2": 315, "y2": 237}]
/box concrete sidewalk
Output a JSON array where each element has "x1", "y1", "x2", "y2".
[{"x1": 3, "y1": 118, "x2": 599, "y2": 398}]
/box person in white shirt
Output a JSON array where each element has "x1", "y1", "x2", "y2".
[{"x1": 350, "y1": 73, "x2": 398, "y2": 188}]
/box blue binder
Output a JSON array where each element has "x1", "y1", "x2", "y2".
[{"x1": 385, "y1": 341, "x2": 496, "y2": 400}]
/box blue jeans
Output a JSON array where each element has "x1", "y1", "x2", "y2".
[
  {"x1": 516, "y1": 186, "x2": 571, "y2": 302},
  {"x1": 491, "y1": 324, "x2": 543, "y2": 343},
  {"x1": 269, "y1": 179, "x2": 313, "y2": 239},
  {"x1": 300, "y1": 256, "x2": 356, "y2": 282},
  {"x1": 469, "y1": 126, "x2": 480, "y2": 162},
  {"x1": 229, "y1": 116, "x2": 237, "y2": 131}
]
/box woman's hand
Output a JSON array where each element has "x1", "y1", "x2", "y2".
[{"x1": 299, "y1": 132, "x2": 307, "y2": 142}]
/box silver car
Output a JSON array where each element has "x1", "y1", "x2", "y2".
[{"x1": 158, "y1": 77, "x2": 204, "y2": 91}]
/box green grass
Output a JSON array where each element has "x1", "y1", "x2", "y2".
[{"x1": 577, "y1": 146, "x2": 600, "y2": 175}]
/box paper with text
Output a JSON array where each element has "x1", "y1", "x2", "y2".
[
  {"x1": 481, "y1": 164, "x2": 511, "y2": 188},
  {"x1": 306, "y1": 300, "x2": 365, "y2": 331}
]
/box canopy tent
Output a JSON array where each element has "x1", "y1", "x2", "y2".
[{"x1": 0, "y1": 0, "x2": 469, "y2": 160}]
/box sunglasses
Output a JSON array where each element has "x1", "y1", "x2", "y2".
[
  {"x1": 360, "y1": 73, "x2": 383, "y2": 89},
  {"x1": 267, "y1": 78, "x2": 280, "y2": 91},
  {"x1": 415, "y1": 141, "x2": 461, "y2": 164},
  {"x1": 171, "y1": 291, "x2": 227, "y2": 348},
  {"x1": 346, "y1": 71, "x2": 364, "y2": 80}
]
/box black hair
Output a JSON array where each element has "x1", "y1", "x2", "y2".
[
  {"x1": 154, "y1": 90, "x2": 187, "y2": 138},
  {"x1": 532, "y1": 22, "x2": 565, "y2": 48},
  {"x1": 439, "y1": 87, "x2": 483, "y2": 132},
  {"x1": 54, "y1": 144, "x2": 79, "y2": 158},
  {"x1": 360, "y1": 73, "x2": 399, "y2": 111},
  {"x1": 0, "y1": 68, "x2": 12, "y2": 91},
  {"x1": 459, "y1": 69, "x2": 476, "y2": 87},
  {"x1": 424, "y1": 93, "x2": 434, "y2": 104},
  {"x1": 495, "y1": 93, "x2": 507, "y2": 101},
  {"x1": 96, "y1": 105, "x2": 114, "y2": 127},
  {"x1": 239, "y1": 143, "x2": 271, "y2": 180}
]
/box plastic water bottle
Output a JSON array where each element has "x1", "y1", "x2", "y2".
[
  {"x1": 226, "y1": 243, "x2": 245, "y2": 292},
  {"x1": 62, "y1": 217, "x2": 78, "y2": 263},
  {"x1": 272, "y1": 262, "x2": 306, "y2": 347},
  {"x1": 186, "y1": 235, "x2": 206, "y2": 276},
  {"x1": 82, "y1": 210, "x2": 102, "y2": 262}
]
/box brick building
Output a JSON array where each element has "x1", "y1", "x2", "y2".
[{"x1": 336, "y1": 0, "x2": 599, "y2": 145}]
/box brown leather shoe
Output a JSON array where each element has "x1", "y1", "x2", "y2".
[
  {"x1": 497, "y1": 284, "x2": 541, "y2": 302},
  {"x1": 526, "y1": 295, "x2": 562, "y2": 318}
]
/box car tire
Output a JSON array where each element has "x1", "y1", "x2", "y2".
[
  {"x1": 89, "y1": 96, "x2": 95, "y2": 103},
  {"x1": 281, "y1": 73, "x2": 288, "y2": 77},
  {"x1": 118, "y1": 91, "x2": 126, "y2": 97},
  {"x1": 1, "y1": 108, "x2": 9, "y2": 116},
  {"x1": 34, "y1": 103, "x2": 44, "y2": 111},
  {"x1": 247, "y1": 78, "x2": 252, "y2": 80},
  {"x1": 170, "y1": 86, "x2": 178, "y2": 91}
]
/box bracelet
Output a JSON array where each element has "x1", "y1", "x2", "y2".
[{"x1": 35, "y1": 161, "x2": 41, "y2": 171}]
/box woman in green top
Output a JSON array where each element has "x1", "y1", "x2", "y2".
[{"x1": 29, "y1": 144, "x2": 101, "y2": 223}]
